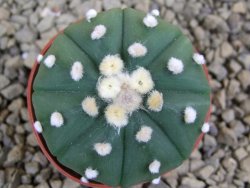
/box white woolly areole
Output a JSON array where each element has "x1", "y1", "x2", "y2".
[
  {"x1": 128, "y1": 43, "x2": 148, "y2": 58},
  {"x1": 80, "y1": 176, "x2": 89, "y2": 183},
  {"x1": 149, "y1": 160, "x2": 161, "y2": 174},
  {"x1": 136, "y1": 126, "x2": 153, "y2": 143},
  {"x1": 44, "y1": 55, "x2": 56, "y2": 68},
  {"x1": 130, "y1": 67, "x2": 154, "y2": 94},
  {"x1": 152, "y1": 177, "x2": 161, "y2": 184},
  {"x1": 193, "y1": 53, "x2": 206, "y2": 65},
  {"x1": 143, "y1": 14, "x2": 158, "y2": 28},
  {"x1": 201, "y1": 123, "x2": 210, "y2": 133},
  {"x1": 34, "y1": 121, "x2": 42, "y2": 133},
  {"x1": 147, "y1": 90, "x2": 163, "y2": 112},
  {"x1": 50, "y1": 112, "x2": 64, "y2": 127},
  {"x1": 91, "y1": 25, "x2": 107, "y2": 40},
  {"x1": 82, "y1": 97, "x2": 99, "y2": 117},
  {"x1": 94, "y1": 143, "x2": 112, "y2": 156},
  {"x1": 105, "y1": 104, "x2": 128, "y2": 128},
  {"x1": 184, "y1": 106, "x2": 197, "y2": 124},
  {"x1": 86, "y1": 9, "x2": 97, "y2": 22},
  {"x1": 70, "y1": 61, "x2": 84, "y2": 81},
  {"x1": 151, "y1": 9, "x2": 160, "y2": 17},
  {"x1": 167, "y1": 57, "x2": 184, "y2": 74},
  {"x1": 99, "y1": 55, "x2": 124, "y2": 76},
  {"x1": 85, "y1": 167, "x2": 99, "y2": 179},
  {"x1": 97, "y1": 77, "x2": 121, "y2": 99},
  {"x1": 36, "y1": 54, "x2": 43, "y2": 63}
]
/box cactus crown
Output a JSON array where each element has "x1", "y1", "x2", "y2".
[{"x1": 32, "y1": 8, "x2": 210, "y2": 187}]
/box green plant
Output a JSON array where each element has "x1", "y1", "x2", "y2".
[{"x1": 31, "y1": 8, "x2": 210, "y2": 187}]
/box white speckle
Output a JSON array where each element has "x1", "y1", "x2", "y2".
[
  {"x1": 80, "y1": 176, "x2": 89, "y2": 183},
  {"x1": 36, "y1": 54, "x2": 43, "y2": 63},
  {"x1": 193, "y1": 53, "x2": 206, "y2": 65},
  {"x1": 128, "y1": 42, "x2": 148, "y2": 58},
  {"x1": 85, "y1": 167, "x2": 99, "y2": 179},
  {"x1": 151, "y1": 9, "x2": 160, "y2": 17},
  {"x1": 40, "y1": 7, "x2": 52, "y2": 17},
  {"x1": 130, "y1": 67, "x2": 154, "y2": 94},
  {"x1": 82, "y1": 97, "x2": 99, "y2": 117},
  {"x1": 105, "y1": 104, "x2": 128, "y2": 128},
  {"x1": 44, "y1": 55, "x2": 56, "y2": 68},
  {"x1": 136, "y1": 126, "x2": 153, "y2": 143},
  {"x1": 34, "y1": 121, "x2": 43, "y2": 133},
  {"x1": 86, "y1": 9, "x2": 97, "y2": 22},
  {"x1": 94, "y1": 143, "x2": 112, "y2": 156},
  {"x1": 22, "y1": 52, "x2": 28, "y2": 59},
  {"x1": 50, "y1": 112, "x2": 64, "y2": 127},
  {"x1": 184, "y1": 106, "x2": 197, "y2": 124},
  {"x1": 143, "y1": 14, "x2": 158, "y2": 28},
  {"x1": 167, "y1": 57, "x2": 184, "y2": 74},
  {"x1": 91, "y1": 25, "x2": 107, "y2": 40},
  {"x1": 147, "y1": 90, "x2": 163, "y2": 112},
  {"x1": 70, "y1": 61, "x2": 84, "y2": 81},
  {"x1": 149, "y1": 160, "x2": 161, "y2": 174},
  {"x1": 99, "y1": 55, "x2": 124, "y2": 76},
  {"x1": 152, "y1": 177, "x2": 161, "y2": 184},
  {"x1": 97, "y1": 77, "x2": 121, "y2": 99},
  {"x1": 40, "y1": 7, "x2": 61, "y2": 18},
  {"x1": 201, "y1": 123, "x2": 210, "y2": 133}
]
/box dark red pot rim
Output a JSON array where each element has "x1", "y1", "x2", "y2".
[{"x1": 26, "y1": 30, "x2": 212, "y2": 188}]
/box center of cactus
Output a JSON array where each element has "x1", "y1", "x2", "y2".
[
  {"x1": 96, "y1": 63, "x2": 157, "y2": 128},
  {"x1": 97, "y1": 71, "x2": 144, "y2": 112},
  {"x1": 114, "y1": 86, "x2": 142, "y2": 113}
]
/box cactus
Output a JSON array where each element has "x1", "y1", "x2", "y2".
[{"x1": 31, "y1": 8, "x2": 211, "y2": 187}]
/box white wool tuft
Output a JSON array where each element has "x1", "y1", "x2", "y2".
[
  {"x1": 34, "y1": 121, "x2": 43, "y2": 133},
  {"x1": 149, "y1": 160, "x2": 161, "y2": 174},
  {"x1": 193, "y1": 53, "x2": 206, "y2": 65},
  {"x1": 80, "y1": 176, "x2": 89, "y2": 183},
  {"x1": 128, "y1": 42, "x2": 148, "y2": 58},
  {"x1": 44, "y1": 55, "x2": 56, "y2": 68},
  {"x1": 86, "y1": 9, "x2": 97, "y2": 22},
  {"x1": 36, "y1": 54, "x2": 43, "y2": 63},
  {"x1": 147, "y1": 90, "x2": 164, "y2": 112},
  {"x1": 151, "y1": 9, "x2": 160, "y2": 17},
  {"x1": 105, "y1": 104, "x2": 128, "y2": 128},
  {"x1": 152, "y1": 177, "x2": 161, "y2": 184},
  {"x1": 136, "y1": 126, "x2": 153, "y2": 143},
  {"x1": 82, "y1": 97, "x2": 99, "y2": 117},
  {"x1": 99, "y1": 55, "x2": 124, "y2": 76},
  {"x1": 201, "y1": 123, "x2": 210, "y2": 133},
  {"x1": 85, "y1": 167, "x2": 99, "y2": 179},
  {"x1": 94, "y1": 143, "x2": 112, "y2": 156},
  {"x1": 130, "y1": 67, "x2": 154, "y2": 94},
  {"x1": 184, "y1": 106, "x2": 197, "y2": 124},
  {"x1": 50, "y1": 112, "x2": 64, "y2": 127},
  {"x1": 167, "y1": 57, "x2": 184, "y2": 74},
  {"x1": 70, "y1": 61, "x2": 84, "y2": 81},
  {"x1": 97, "y1": 77, "x2": 121, "y2": 99},
  {"x1": 143, "y1": 14, "x2": 158, "y2": 28},
  {"x1": 91, "y1": 25, "x2": 107, "y2": 40}
]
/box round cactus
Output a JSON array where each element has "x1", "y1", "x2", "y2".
[{"x1": 30, "y1": 8, "x2": 211, "y2": 187}]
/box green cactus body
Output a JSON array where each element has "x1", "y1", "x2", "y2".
[{"x1": 32, "y1": 8, "x2": 210, "y2": 187}]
